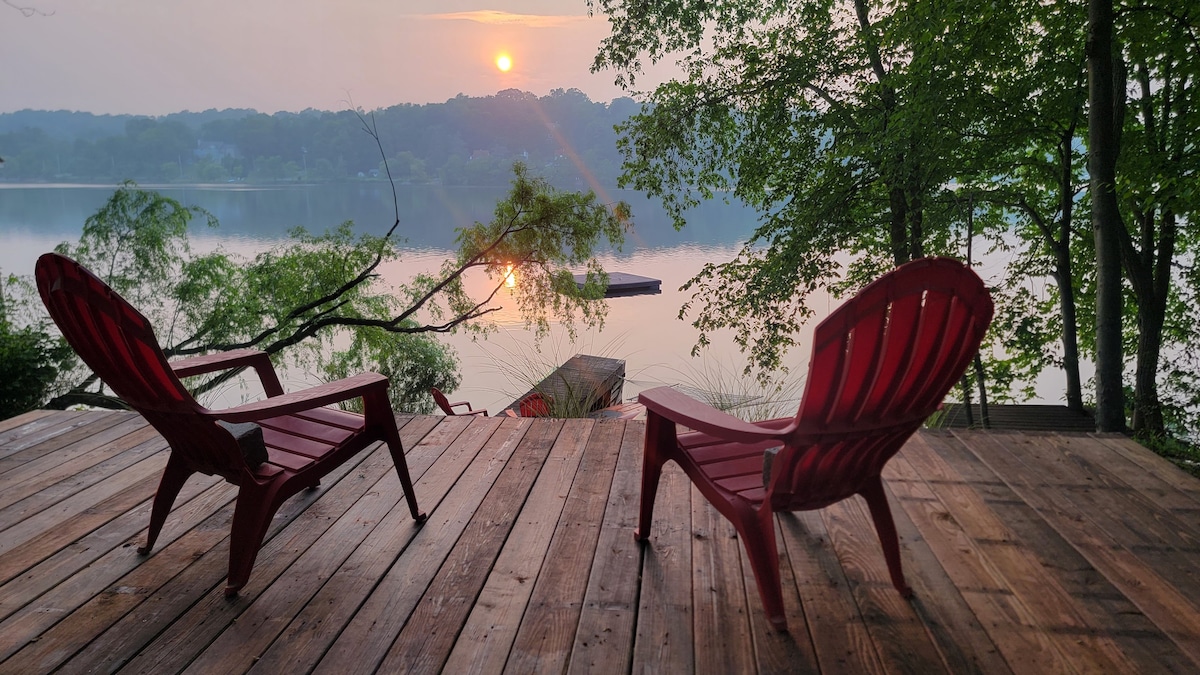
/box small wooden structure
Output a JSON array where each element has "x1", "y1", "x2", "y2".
[
  {"x1": 939, "y1": 403, "x2": 1097, "y2": 431},
  {"x1": 504, "y1": 354, "x2": 626, "y2": 417}
]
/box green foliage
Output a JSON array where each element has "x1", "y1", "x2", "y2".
[
  {"x1": 323, "y1": 327, "x2": 460, "y2": 415},
  {"x1": 54, "y1": 181, "x2": 216, "y2": 316},
  {"x1": 590, "y1": 0, "x2": 1200, "y2": 443},
  {"x1": 592, "y1": 0, "x2": 1001, "y2": 378},
  {"x1": 1135, "y1": 430, "x2": 1200, "y2": 478},
  {"x1": 21, "y1": 168, "x2": 625, "y2": 415},
  {"x1": 668, "y1": 352, "x2": 804, "y2": 422},
  {"x1": 0, "y1": 274, "x2": 74, "y2": 420},
  {"x1": 450, "y1": 162, "x2": 629, "y2": 340}
]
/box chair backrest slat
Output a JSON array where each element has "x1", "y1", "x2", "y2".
[
  {"x1": 38, "y1": 254, "x2": 194, "y2": 412},
  {"x1": 770, "y1": 257, "x2": 993, "y2": 510},
  {"x1": 37, "y1": 253, "x2": 248, "y2": 479}
]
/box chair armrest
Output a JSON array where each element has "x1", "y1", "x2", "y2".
[
  {"x1": 450, "y1": 401, "x2": 488, "y2": 416},
  {"x1": 171, "y1": 349, "x2": 285, "y2": 397},
  {"x1": 638, "y1": 386, "x2": 797, "y2": 444},
  {"x1": 204, "y1": 372, "x2": 387, "y2": 423}
]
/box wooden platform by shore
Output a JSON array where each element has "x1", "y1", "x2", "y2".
[
  {"x1": 503, "y1": 353, "x2": 626, "y2": 416},
  {"x1": 938, "y1": 403, "x2": 1098, "y2": 431},
  {"x1": 1, "y1": 410, "x2": 1199, "y2": 673}
]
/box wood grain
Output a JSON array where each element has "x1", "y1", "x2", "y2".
[{"x1": 0, "y1": 412, "x2": 1197, "y2": 674}]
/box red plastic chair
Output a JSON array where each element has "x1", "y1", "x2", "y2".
[
  {"x1": 636, "y1": 257, "x2": 994, "y2": 631},
  {"x1": 430, "y1": 387, "x2": 488, "y2": 416},
  {"x1": 518, "y1": 392, "x2": 553, "y2": 417},
  {"x1": 36, "y1": 252, "x2": 426, "y2": 597}
]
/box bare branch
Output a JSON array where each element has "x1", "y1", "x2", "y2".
[{"x1": 5, "y1": 0, "x2": 53, "y2": 17}]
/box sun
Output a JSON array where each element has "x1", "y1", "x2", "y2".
[{"x1": 496, "y1": 54, "x2": 513, "y2": 72}]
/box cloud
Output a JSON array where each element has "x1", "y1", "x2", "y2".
[{"x1": 420, "y1": 11, "x2": 586, "y2": 29}]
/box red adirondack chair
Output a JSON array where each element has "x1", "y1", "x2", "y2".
[
  {"x1": 430, "y1": 387, "x2": 488, "y2": 416},
  {"x1": 636, "y1": 257, "x2": 994, "y2": 631},
  {"x1": 36, "y1": 252, "x2": 426, "y2": 597}
]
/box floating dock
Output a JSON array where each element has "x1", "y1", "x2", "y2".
[{"x1": 573, "y1": 272, "x2": 661, "y2": 297}]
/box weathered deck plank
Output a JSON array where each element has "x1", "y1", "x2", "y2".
[
  {"x1": 248, "y1": 414, "x2": 507, "y2": 674},
  {"x1": 906, "y1": 432, "x2": 1136, "y2": 673},
  {"x1": 377, "y1": 418, "x2": 573, "y2": 673},
  {"x1": 0, "y1": 409, "x2": 55, "y2": 436},
  {"x1": 0, "y1": 416, "x2": 156, "y2": 521},
  {"x1": 566, "y1": 418, "x2": 645, "y2": 675},
  {"x1": 780, "y1": 509, "x2": 885, "y2": 674},
  {"x1": 0, "y1": 412, "x2": 1198, "y2": 674},
  {"x1": 919, "y1": 432, "x2": 1195, "y2": 673},
  {"x1": 692, "y1": 486, "x2": 756, "y2": 674},
  {"x1": 630, "y1": 462, "x2": 695, "y2": 675},
  {"x1": 499, "y1": 419, "x2": 626, "y2": 675},
  {"x1": 310, "y1": 417, "x2": 535, "y2": 675},
  {"x1": 821, "y1": 496, "x2": 948, "y2": 674},
  {"x1": 957, "y1": 430, "x2": 1200, "y2": 666},
  {"x1": 110, "y1": 416, "x2": 442, "y2": 675},
  {"x1": 877, "y1": 468, "x2": 1012, "y2": 675},
  {"x1": 0, "y1": 409, "x2": 89, "y2": 459}
]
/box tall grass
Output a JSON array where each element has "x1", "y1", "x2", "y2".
[
  {"x1": 477, "y1": 329, "x2": 633, "y2": 418},
  {"x1": 661, "y1": 352, "x2": 804, "y2": 422}
]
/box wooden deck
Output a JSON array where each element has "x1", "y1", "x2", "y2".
[
  {"x1": 938, "y1": 403, "x2": 1098, "y2": 432},
  {"x1": 1, "y1": 409, "x2": 1199, "y2": 674}
]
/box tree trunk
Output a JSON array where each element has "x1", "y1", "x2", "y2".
[
  {"x1": 908, "y1": 190, "x2": 925, "y2": 260},
  {"x1": 889, "y1": 188, "x2": 910, "y2": 265},
  {"x1": 1132, "y1": 300, "x2": 1165, "y2": 433},
  {"x1": 1055, "y1": 131, "x2": 1085, "y2": 412},
  {"x1": 1126, "y1": 209, "x2": 1175, "y2": 435},
  {"x1": 1087, "y1": 0, "x2": 1126, "y2": 432},
  {"x1": 1055, "y1": 259, "x2": 1085, "y2": 412},
  {"x1": 1118, "y1": 60, "x2": 1177, "y2": 437},
  {"x1": 46, "y1": 390, "x2": 129, "y2": 411},
  {"x1": 854, "y1": 0, "x2": 914, "y2": 267}
]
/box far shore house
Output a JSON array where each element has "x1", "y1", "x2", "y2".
[{"x1": 193, "y1": 140, "x2": 240, "y2": 161}]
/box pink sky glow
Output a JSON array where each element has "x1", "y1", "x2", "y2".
[{"x1": 2, "y1": 1, "x2": 660, "y2": 114}]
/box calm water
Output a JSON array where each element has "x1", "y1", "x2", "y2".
[{"x1": 1, "y1": 183, "x2": 830, "y2": 414}]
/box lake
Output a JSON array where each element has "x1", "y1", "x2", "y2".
[{"x1": 1, "y1": 182, "x2": 830, "y2": 416}]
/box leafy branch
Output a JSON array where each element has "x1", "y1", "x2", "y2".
[{"x1": 40, "y1": 125, "x2": 629, "y2": 412}]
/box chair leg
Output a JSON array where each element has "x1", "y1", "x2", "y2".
[
  {"x1": 383, "y1": 422, "x2": 427, "y2": 524},
  {"x1": 138, "y1": 454, "x2": 192, "y2": 556},
  {"x1": 634, "y1": 412, "x2": 672, "y2": 542},
  {"x1": 737, "y1": 507, "x2": 788, "y2": 631},
  {"x1": 367, "y1": 391, "x2": 427, "y2": 524},
  {"x1": 861, "y1": 475, "x2": 913, "y2": 598},
  {"x1": 224, "y1": 485, "x2": 279, "y2": 597}
]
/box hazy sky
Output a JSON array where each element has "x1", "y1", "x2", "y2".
[{"x1": 2, "y1": 0, "x2": 654, "y2": 115}]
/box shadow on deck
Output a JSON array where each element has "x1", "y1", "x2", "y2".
[{"x1": 0, "y1": 410, "x2": 1198, "y2": 673}]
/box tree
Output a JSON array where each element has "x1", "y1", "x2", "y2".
[
  {"x1": 589, "y1": 0, "x2": 1200, "y2": 442},
  {"x1": 1111, "y1": 0, "x2": 1200, "y2": 436},
  {"x1": 589, "y1": 0, "x2": 1003, "y2": 377},
  {"x1": 17, "y1": 161, "x2": 627, "y2": 415},
  {"x1": 939, "y1": 0, "x2": 1095, "y2": 413}
]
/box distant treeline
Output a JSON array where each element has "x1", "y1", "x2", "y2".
[{"x1": 0, "y1": 89, "x2": 640, "y2": 187}]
